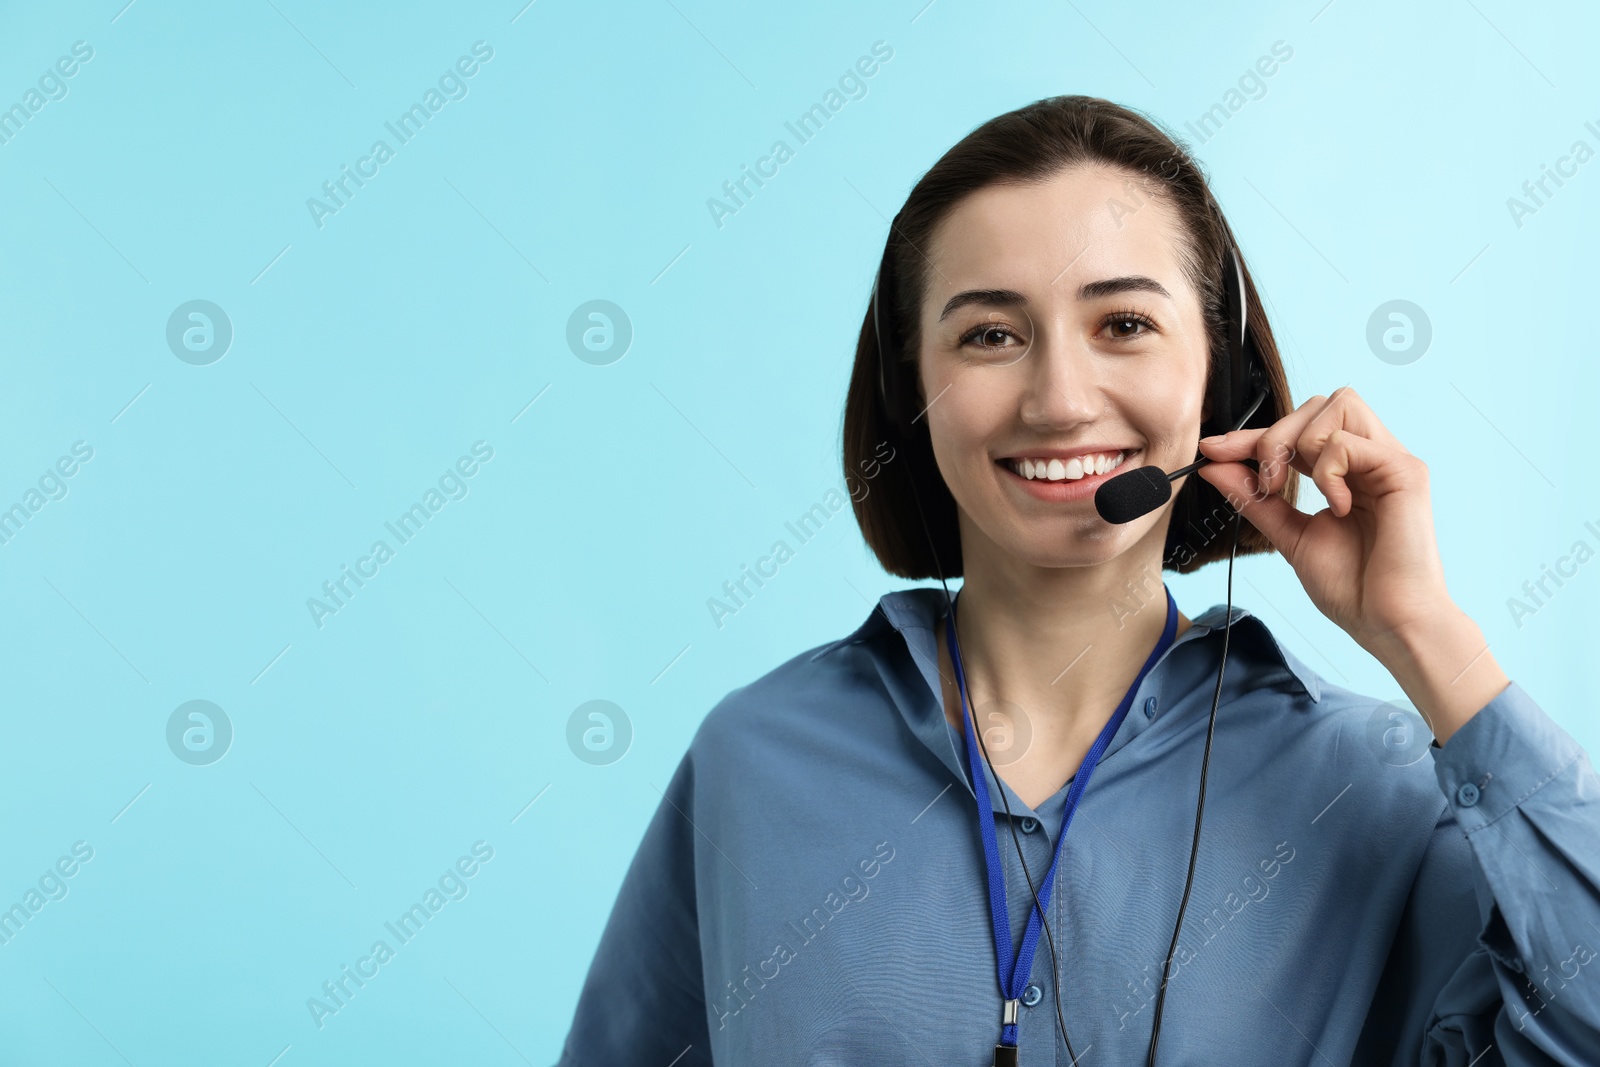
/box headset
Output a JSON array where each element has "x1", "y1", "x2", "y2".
[{"x1": 871, "y1": 208, "x2": 1273, "y2": 1066}]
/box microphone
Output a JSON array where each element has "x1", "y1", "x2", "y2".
[
  {"x1": 1094, "y1": 455, "x2": 1210, "y2": 524},
  {"x1": 1094, "y1": 387, "x2": 1271, "y2": 524}
]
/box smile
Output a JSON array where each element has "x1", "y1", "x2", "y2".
[
  {"x1": 995, "y1": 448, "x2": 1138, "y2": 504},
  {"x1": 1005, "y1": 450, "x2": 1129, "y2": 482}
]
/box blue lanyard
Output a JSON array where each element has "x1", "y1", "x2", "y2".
[{"x1": 946, "y1": 585, "x2": 1178, "y2": 1049}]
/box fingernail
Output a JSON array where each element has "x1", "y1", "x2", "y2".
[{"x1": 1200, "y1": 434, "x2": 1224, "y2": 444}]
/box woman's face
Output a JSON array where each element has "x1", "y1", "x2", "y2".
[{"x1": 915, "y1": 163, "x2": 1212, "y2": 571}]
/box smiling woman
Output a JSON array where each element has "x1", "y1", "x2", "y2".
[
  {"x1": 849, "y1": 107, "x2": 1294, "y2": 582},
  {"x1": 558, "y1": 96, "x2": 1600, "y2": 1067}
]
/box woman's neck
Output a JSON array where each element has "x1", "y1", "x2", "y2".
[{"x1": 934, "y1": 549, "x2": 1191, "y2": 802}]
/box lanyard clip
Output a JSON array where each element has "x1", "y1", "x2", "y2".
[{"x1": 991, "y1": 999, "x2": 1021, "y2": 1067}]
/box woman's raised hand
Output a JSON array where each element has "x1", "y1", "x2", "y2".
[{"x1": 1195, "y1": 386, "x2": 1506, "y2": 742}]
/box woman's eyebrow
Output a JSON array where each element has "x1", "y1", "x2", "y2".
[
  {"x1": 938, "y1": 288, "x2": 1027, "y2": 321},
  {"x1": 938, "y1": 276, "x2": 1173, "y2": 321},
  {"x1": 1076, "y1": 275, "x2": 1173, "y2": 302}
]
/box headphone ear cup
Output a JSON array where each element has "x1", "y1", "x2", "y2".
[
  {"x1": 874, "y1": 303, "x2": 898, "y2": 435},
  {"x1": 873, "y1": 260, "x2": 913, "y2": 440},
  {"x1": 1204, "y1": 241, "x2": 1257, "y2": 439}
]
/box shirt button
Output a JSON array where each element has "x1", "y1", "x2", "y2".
[
  {"x1": 1456, "y1": 782, "x2": 1480, "y2": 807},
  {"x1": 1022, "y1": 984, "x2": 1043, "y2": 1007},
  {"x1": 1019, "y1": 816, "x2": 1039, "y2": 834},
  {"x1": 1144, "y1": 696, "x2": 1158, "y2": 719}
]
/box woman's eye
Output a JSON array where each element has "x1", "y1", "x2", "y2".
[
  {"x1": 1102, "y1": 311, "x2": 1157, "y2": 340},
  {"x1": 959, "y1": 324, "x2": 1022, "y2": 350}
]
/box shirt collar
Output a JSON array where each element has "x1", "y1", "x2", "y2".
[
  {"x1": 813, "y1": 584, "x2": 1322, "y2": 819},
  {"x1": 814, "y1": 584, "x2": 1323, "y2": 705}
]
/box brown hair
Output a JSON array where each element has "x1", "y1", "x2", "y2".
[{"x1": 843, "y1": 94, "x2": 1299, "y2": 579}]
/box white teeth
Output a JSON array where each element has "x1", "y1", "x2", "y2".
[{"x1": 1009, "y1": 451, "x2": 1127, "y2": 482}]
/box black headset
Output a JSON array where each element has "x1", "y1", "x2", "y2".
[{"x1": 869, "y1": 211, "x2": 1274, "y2": 1067}]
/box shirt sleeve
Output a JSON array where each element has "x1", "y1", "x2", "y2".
[
  {"x1": 555, "y1": 746, "x2": 713, "y2": 1067},
  {"x1": 1359, "y1": 680, "x2": 1600, "y2": 1065}
]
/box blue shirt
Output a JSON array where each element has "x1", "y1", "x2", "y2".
[{"x1": 557, "y1": 587, "x2": 1600, "y2": 1066}]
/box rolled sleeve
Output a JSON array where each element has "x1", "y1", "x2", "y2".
[
  {"x1": 1431, "y1": 680, "x2": 1586, "y2": 832},
  {"x1": 1415, "y1": 680, "x2": 1600, "y2": 1064}
]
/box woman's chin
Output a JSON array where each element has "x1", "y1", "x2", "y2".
[{"x1": 994, "y1": 529, "x2": 1130, "y2": 570}]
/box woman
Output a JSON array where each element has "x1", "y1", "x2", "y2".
[{"x1": 557, "y1": 97, "x2": 1600, "y2": 1066}]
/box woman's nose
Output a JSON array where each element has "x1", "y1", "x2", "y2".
[{"x1": 1019, "y1": 333, "x2": 1099, "y2": 428}]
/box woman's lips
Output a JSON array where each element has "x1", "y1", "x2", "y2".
[{"x1": 996, "y1": 451, "x2": 1139, "y2": 503}]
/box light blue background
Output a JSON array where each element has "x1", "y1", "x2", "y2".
[{"x1": 0, "y1": 0, "x2": 1594, "y2": 1063}]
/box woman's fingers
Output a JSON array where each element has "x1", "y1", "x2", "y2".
[
  {"x1": 1306, "y1": 386, "x2": 1407, "y2": 453},
  {"x1": 1201, "y1": 393, "x2": 1330, "y2": 493},
  {"x1": 1194, "y1": 460, "x2": 1311, "y2": 565},
  {"x1": 1309, "y1": 427, "x2": 1426, "y2": 517},
  {"x1": 1199, "y1": 386, "x2": 1409, "y2": 497}
]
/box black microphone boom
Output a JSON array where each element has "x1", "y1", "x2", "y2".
[{"x1": 1093, "y1": 387, "x2": 1268, "y2": 525}]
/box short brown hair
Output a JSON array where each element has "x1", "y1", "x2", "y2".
[{"x1": 843, "y1": 95, "x2": 1299, "y2": 579}]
